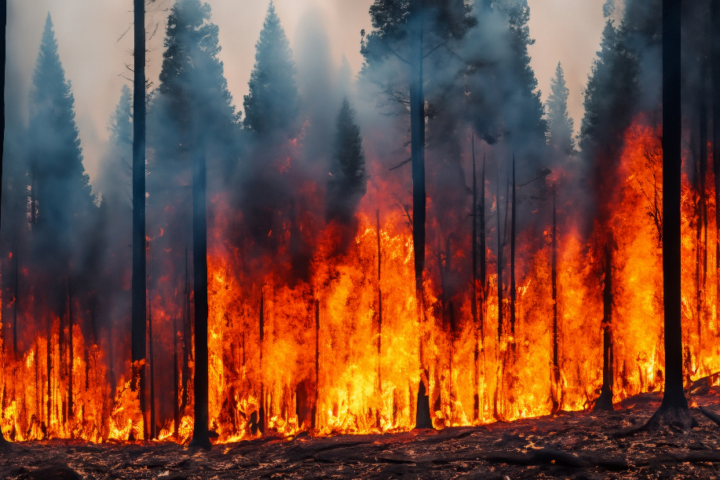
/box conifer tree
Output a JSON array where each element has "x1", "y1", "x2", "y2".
[
  {"x1": 362, "y1": 0, "x2": 475, "y2": 429},
  {"x1": 547, "y1": 62, "x2": 575, "y2": 155},
  {"x1": 28, "y1": 14, "x2": 94, "y2": 271},
  {"x1": 150, "y1": 0, "x2": 237, "y2": 450},
  {"x1": 326, "y1": 98, "x2": 367, "y2": 224},
  {"x1": 243, "y1": 1, "x2": 298, "y2": 136}
]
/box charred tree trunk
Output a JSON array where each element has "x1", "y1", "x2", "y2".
[
  {"x1": 189, "y1": 148, "x2": 211, "y2": 450},
  {"x1": 131, "y1": 0, "x2": 147, "y2": 431},
  {"x1": 12, "y1": 251, "x2": 17, "y2": 357},
  {"x1": 551, "y1": 187, "x2": 560, "y2": 413},
  {"x1": 497, "y1": 172, "x2": 504, "y2": 343},
  {"x1": 471, "y1": 137, "x2": 479, "y2": 422},
  {"x1": 409, "y1": 7, "x2": 431, "y2": 431},
  {"x1": 594, "y1": 237, "x2": 614, "y2": 411},
  {"x1": 713, "y1": 0, "x2": 720, "y2": 322},
  {"x1": 699, "y1": 100, "x2": 708, "y2": 353},
  {"x1": 67, "y1": 281, "x2": 74, "y2": 421},
  {"x1": 173, "y1": 300, "x2": 180, "y2": 439},
  {"x1": 510, "y1": 156, "x2": 516, "y2": 339},
  {"x1": 148, "y1": 300, "x2": 155, "y2": 440},
  {"x1": 376, "y1": 210, "x2": 382, "y2": 396},
  {"x1": 312, "y1": 299, "x2": 320, "y2": 431},
  {"x1": 654, "y1": 0, "x2": 691, "y2": 428},
  {"x1": 181, "y1": 249, "x2": 191, "y2": 417},
  {"x1": 259, "y1": 291, "x2": 265, "y2": 434},
  {"x1": 45, "y1": 310, "x2": 51, "y2": 434}
]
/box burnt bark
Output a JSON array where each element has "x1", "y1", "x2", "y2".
[
  {"x1": 594, "y1": 237, "x2": 614, "y2": 411},
  {"x1": 713, "y1": 0, "x2": 720, "y2": 321},
  {"x1": 173, "y1": 298, "x2": 179, "y2": 439},
  {"x1": 510, "y1": 156, "x2": 516, "y2": 339},
  {"x1": 148, "y1": 300, "x2": 155, "y2": 440},
  {"x1": 12, "y1": 250, "x2": 17, "y2": 356},
  {"x1": 189, "y1": 147, "x2": 211, "y2": 450},
  {"x1": 377, "y1": 210, "x2": 383, "y2": 395},
  {"x1": 409, "y1": 7, "x2": 431, "y2": 431},
  {"x1": 313, "y1": 299, "x2": 320, "y2": 431},
  {"x1": 471, "y1": 137, "x2": 479, "y2": 421},
  {"x1": 181, "y1": 249, "x2": 190, "y2": 418},
  {"x1": 67, "y1": 281, "x2": 74, "y2": 421},
  {"x1": 131, "y1": 0, "x2": 147, "y2": 431},
  {"x1": 653, "y1": 0, "x2": 692, "y2": 429},
  {"x1": 551, "y1": 187, "x2": 560, "y2": 413}
]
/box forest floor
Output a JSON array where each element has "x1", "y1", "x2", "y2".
[{"x1": 4, "y1": 384, "x2": 720, "y2": 479}]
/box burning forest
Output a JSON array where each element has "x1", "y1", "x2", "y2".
[{"x1": 1, "y1": 0, "x2": 720, "y2": 477}]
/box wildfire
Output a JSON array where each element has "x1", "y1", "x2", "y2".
[{"x1": 1, "y1": 115, "x2": 718, "y2": 444}]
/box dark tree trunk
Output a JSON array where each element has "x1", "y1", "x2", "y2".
[
  {"x1": 12, "y1": 251, "x2": 17, "y2": 357},
  {"x1": 173, "y1": 300, "x2": 180, "y2": 439},
  {"x1": 148, "y1": 300, "x2": 155, "y2": 440},
  {"x1": 410, "y1": 8, "x2": 431, "y2": 430},
  {"x1": 189, "y1": 149, "x2": 211, "y2": 450},
  {"x1": 497, "y1": 172, "x2": 504, "y2": 343},
  {"x1": 713, "y1": 0, "x2": 720, "y2": 320},
  {"x1": 510, "y1": 156, "x2": 516, "y2": 338},
  {"x1": 259, "y1": 290, "x2": 265, "y2": 434},
  {"x1": 181, "y1": 249, "x2": 191, "y2": 417},
  {"x1": 653, "y1": 0, "x2": 691, "y2": 427},
  {"x1": 376, "y1": 210, "x2": 382, "y2": 397},
  {"x1": 312, "y1": 299, "x2": 320, "y2": 431},
  {"x1": 67, "y1": 281, "x2": 74, "y2": 421},
  {"x1": 471, "y1": 137, "x2": 479, "y2": 421},
  {"x1": 45, "y1": 310, "x2": 51, "y2": 434},
  {"x1": 551, "y1": 187, "x2": 560, "y2": 413},
  {"x1": 594, "y1": 237, "x2": 614, "y2": 411},
  {"x1": 131, "y1": 0, "x2": 147, "y2": 431}
]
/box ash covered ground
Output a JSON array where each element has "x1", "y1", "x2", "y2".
[{"x1": 4, "y1": 386, "x2": 720, "y2": 479}]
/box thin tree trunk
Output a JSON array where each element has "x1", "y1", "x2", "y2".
[
  {"x1": 259, "y1": 290, "x2": 265, "y2": 434},
  {"x1": 471, "y1": 137, "x2": 479, "y2": 422},
  {"x1": 149, "y1": 299, "x2": 155, "y2": 440},
  {"x1": 12, "y1": 251, "x2": 17, "y2": 357},
  {"x1": 46, "y1": 310, "x2": 51, "y2": 435},
  {"x1": 551, "y1": 187, "x2": 560, "y2": 413},
  {"x1": 312, "y1": 299, "x2": 320, "y2": 431},
  {"x1": 181, "y1": 248, "x2": 190, "y2": 416},
  {"x1": 594, "y1": 236, "x2": 614, "y2": 411},
  {"x1": 699, "y1": 100, "x2": 708, "y2": 353},
  {"x1": 497, "y1": 171, "x2": 503, "y2": 343},
  {"x1": 67, "y1": 280, "x2": 74, "y2": 421},
  {"x1": 189, "y1": 147, "x2": 211, "y2": 450},
  {"x1": 510, "y1": 155, "x2": 516, "y2": 338},
  {"x1": 131, "y1": 0, "x2": 147, "y2": 432},
  {"x1": 173, "y1": 298, "x2": 180, "y2": 439},
  {"x1": 658, "y1": 0, "x2": 690, "y2": 419},
  {"x1": 713, "y1": 0, "x2": 720, "y2": 327},
  {"x1": 410, "y1": 6, "x2": 431, "y2": 430},
  {"x1": 479, "y1": 153, "x2": 486, "y2": 419},
  {"x1": 376, "y1": 210, "x2": 382, "y2": 396}
]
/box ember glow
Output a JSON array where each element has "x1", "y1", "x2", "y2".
[
  {"x1": 0, "y1": 0, "x2": 713, "y2": 450},
  {"x1": 0, "y1": 113, "x2": 713, "y2": 443}
]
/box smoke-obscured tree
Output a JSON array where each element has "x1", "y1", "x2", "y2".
[
  {"x1": 547, "y1": 62, "x2": 575, "y2": 155},
  {"x1": 326, "y1": 98, "x2": 367, "y2": 225},
  {"x1": 28, "y1": 14, "x2": 95, "y2": 283},
  {"x1": 0, "y1": 0, "x2": 5, "y2": 447},
  {"x1": 131, "y1": 0, "x2": 147, "y2": 435},
  {"x1": 361, "y1": 0, "x2": 476, "y2": 430},
  {"x1": 243, "y1": 1, "x2": 299, "y2": 137},
  {"x1": 149, "y1": 0, "x2": 239, "y2": 450}
]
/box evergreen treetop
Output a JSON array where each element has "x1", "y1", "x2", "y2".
[
  {"x1": 327, "y1": 98, "x2": 367, "y2": 223},
  {"x1": 243, "y1": 1, "x2": 299, "y2": 136},
  {"x1": 29, "y1": 14, "x2": 94, "y2": 266},
  {"x1": 547, "y1": 62, "x2": 576, "y2": 155}
]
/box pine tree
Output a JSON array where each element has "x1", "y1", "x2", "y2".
[
  {"x1": 243, "y1": 1, "x2": 298, "y2": 136},
  {"x1": 326, "y1": 99, "x2": 367, "y2": 224},
  {"x1": 151, "y1": 0, "x2": 238, "y2": 450},
  {"x1": 547, "y1": 62, "x2": 576, "y2": 155},
  {"x1": 362, "y1": 0, "x2": 475, "y2": 430},
  {"x1": 501, "y1": 0, "x2": 548, "y2": 143},
  {"x1": 28, "y1": 14, "x2": 94, "y2": 271}
]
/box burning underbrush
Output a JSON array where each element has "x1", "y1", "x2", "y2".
[{"x1": 1, "y1": 115, "x2": 719, "y2": 445}]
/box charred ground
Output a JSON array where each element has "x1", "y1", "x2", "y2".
[{"x1": 4, "y1": 385, "x2": 720, "y2": 479}]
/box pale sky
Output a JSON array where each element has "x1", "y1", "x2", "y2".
[{"x1": 6, "y1": 0, "x2": 606, "y2": 188}]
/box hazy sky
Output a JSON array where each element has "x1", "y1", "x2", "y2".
[{"x1": 6, "y1": 0, "x2": 606, "y2": 188}]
